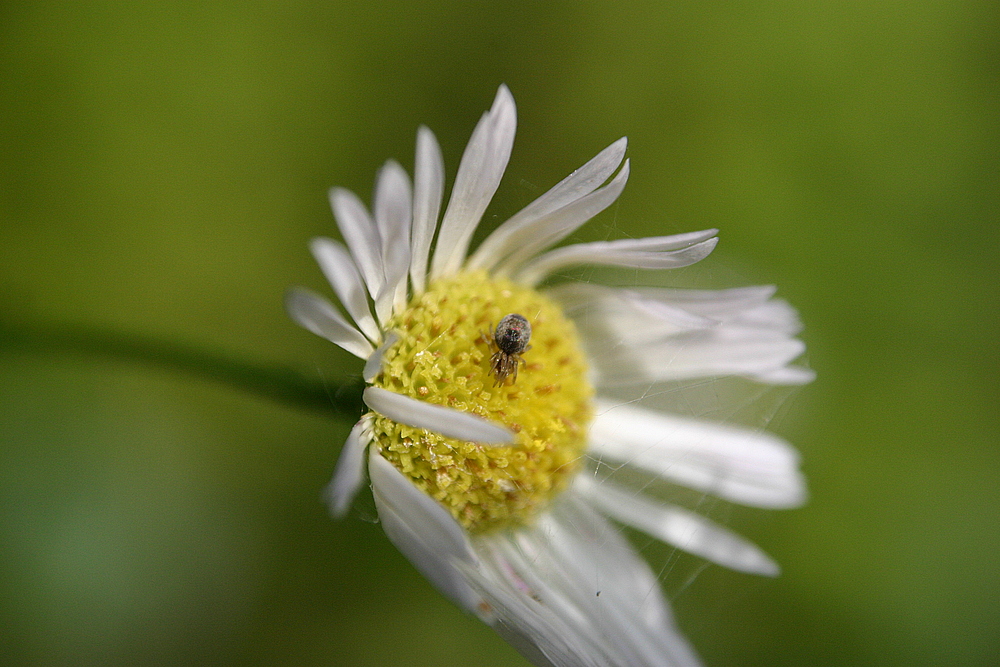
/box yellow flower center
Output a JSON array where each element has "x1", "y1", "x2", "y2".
[{"x1": 370, "y1": 270, "x2": 594, "y2": 533}]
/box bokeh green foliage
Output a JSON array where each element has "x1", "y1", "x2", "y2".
[{"x1": 2, "y1": 2, "x2": 997, "y2": 665}]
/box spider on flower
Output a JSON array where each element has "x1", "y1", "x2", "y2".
[{"x1": 486, "y1": 313, "x2": 532, "y2": 386}]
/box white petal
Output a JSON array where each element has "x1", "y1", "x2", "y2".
[
  {"x1": 637, "y1": 291, "x2": 802, "y2": 335},
  {"x1": 517, "y1": 231, "x2": 719, "y2": 286},
  {"x1": 549, "y1": 283, "x2": 715, "y2": 346},
  {"x1": 329, "y1": 187, "x2": 384, "y2": 300},
  {"x1": 580, "y1": 286, "x2": 813, "y2": 385},
  {"x1": 362, "y1": 331, "x2": 399, "y2": 382},
  {"x1": 553, "y1": 283, "x2": 808, "y2": 385},
  {"x1": 430, "y1": 85, "x2": 517, "y2": 279},
  {"x1": 410, "y1": 126, "x2": 445, "y2": 295},
  {"x1": 284, "y1": 288, "x2": 374, "y2": 359},
  {"x1": 626, "y1": 294, "x2": 718, "y2": 330},
  {"x1": 748, "y1": 365, "x2": 816, "y2": 385},
  {"x1": 467, "y1": 137, "x2": 628, "y2": 271},
  {"x1": 363, "y1": 387, "x2": 515, "y2": 445},
  {"x1": 373, "y1": 160, "x2": 413, "y2": 320},
  {"x1": 460, "y1": 552, "x2": 611, "y2": 667},
  {"x1": 728, "y1": 299, "x2": 803, "y2": 334},
  {"x1": 368, "y1": 449, "x2": 485, "y2": 615},
  {"x1": 589, "y1": 400, "x2": 806, "y2": 508},
  {"x1": 593, "y1": 230, "x2": 719, "y2": 251},
  {"x1": 489, "y1": 620, "x2": 568, "y2": 667},
  {"x1": 595, "y1": 333, "x2": 807, "y2": 386},
  {"x1": 464, "y1": 497, "x2": 703, "y2": 667},
  {"x1": 627, "y1": 286, "x2": 804, "y2": 334},
  {"x1": 540, "y1": 501, "x2": 703, "y2": 666},
  {"x1": 309, "y1": 237, "x2": 381, "y2": 342},
  {"x1": 631, "y1": 285, "x2": 777, "y2": 317},
  {"x1": 576, "y1": 475, "x2": 780, "y2": 576},
  {"x1": 494, "y1": 160, "x2": 632, "y2": 278},
  {"x1": 324, "y1": 419, "x2": 371, "y2": 518}
]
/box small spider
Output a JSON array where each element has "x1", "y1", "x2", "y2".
[{"x1": 488, "y1": 313, "x2": 532, "y2": 386}]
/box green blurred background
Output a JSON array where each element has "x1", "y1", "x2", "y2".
[{"x1": 2, "y1": 2, "x2": 997, "y2": 665}]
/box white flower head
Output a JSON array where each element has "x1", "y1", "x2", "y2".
[{"x1": 287, "y1": 85, "x2": 813, "y2": 667}]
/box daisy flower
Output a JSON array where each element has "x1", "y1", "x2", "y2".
[{"x1": 287, "y1": 85, "x2": 812, "y2": 667}]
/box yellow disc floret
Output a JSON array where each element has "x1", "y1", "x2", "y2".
[{"x1": 369, "y1": 270, "x2": 593, "y2": 533}]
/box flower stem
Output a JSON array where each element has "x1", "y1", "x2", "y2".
[{"x1": 0, "y1": 316, "x2": 365, "y2": 419}]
